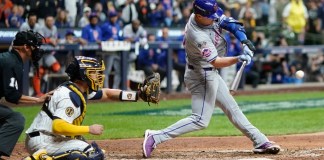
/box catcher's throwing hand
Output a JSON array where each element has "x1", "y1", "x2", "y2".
[
  {"x1": 138, "y1": 73, "x2": 161, "y2": 105},
  {"x1": 89, "y1": 124, "x2": 104, "y2": 135}
]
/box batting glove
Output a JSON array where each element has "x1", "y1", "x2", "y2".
[
  {"x1": 238, "y1": 54, "x2": 251, "y2": 65},
  {"x1": 242, "y1": 40, "x2": 255, "y2": 57}
]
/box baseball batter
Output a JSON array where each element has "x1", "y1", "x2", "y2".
[
  {"x1": 143, "y1": 0, "x2": 281, "y2": 158},
  {"x1": 24, "y1": 56, "x2": 160, "y2": 160}
]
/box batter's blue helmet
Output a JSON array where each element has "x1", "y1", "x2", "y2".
[{"x1": 193, "y1": 0, "x2": 219, "y2": 20}]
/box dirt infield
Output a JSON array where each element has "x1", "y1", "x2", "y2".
[{"x1": 6, "y1": 132, "x2": 324, "y2": 159}]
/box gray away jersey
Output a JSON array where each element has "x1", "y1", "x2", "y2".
[{"x1": 184, "y1": 14, "x2": 227, "y2": 69}]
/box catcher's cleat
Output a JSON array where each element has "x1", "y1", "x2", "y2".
[
  {"x1": 23, "y1": 149, "x2": 53, "y2": 160},
  {"x1": 143, "y1": 130, "x2": 156, "y2": 158},
  {"x1": 253, "y1": 141, "x2": 281, "y2": 154}
]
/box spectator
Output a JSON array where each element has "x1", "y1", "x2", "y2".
[
  {"x1": 19, "y1": 12, "x2": 41, "y2": 34},
  {"x1": 308, "y1": 54, "x2": 324, "y2": 82},
  {"x1": 282, "y1": 0, "x2": 308, "y2": 45},
  {"x1": 318, "y1": 0, "x2": 324, "y2": 44},
  {"x1": 36, "y1": 0, "x2": 57, "y2": 26},
  {"x1": 238, "y1": 1, "x2": 257, "y2": 39},
  {"x1": 59, "y1": 29, "x2": 87, "y2": 45},
  {"x1": 136, "y1": 0, "x2": 150, "y2": 26},
  {"x1": 171, "y1": 13, "x2": 182, "y2": 27},
  {"x1": 101, "y1": 11, "x2": 123, "y2": 89},
  {"x1": 147, "y1": 2, "x2": 165, "y2": 27},
  {"x1": 156, "y1": 27, "x2": 186, "y2": 91},
  {"x1": 269, "y1": 0, "x2": 289, "y2": 24},
  {"x1": 39, "y1": 15, "x2": 58, "y2": 46},
  {"x1": 33, "y1": 15, "x2": 61, "y2": 97},
  {"x1": 226, "y1": 33, "x2": 260, "y2": 89},
  {"x1": 55, "y1": 10, "x2": 70, "y2": 28},
  {"x1": 155, "y1": 27, "x2": 170, "y2": 76},
  {"x1": 5, "y1": 5, "x2": 24, "y2": 28},
  {"x1": 123, "y1": 19, "x2": 147, "y2": 44},
  {"x1": 81, "y1": 13, "x2": 102, "y2": 57},
  {"x1": 94, "y1": 2, "x2": 106, "y2": 24},
  {"x1": 0, "y1": 0, "x2": 13, "y2": 27},
  {"x1": 179, "y1": 6, "x2": 191, "y2": 25},
  {"x1": 256, "y1": 0, "x2": 270, "y2": 26},
  {"x1": 137, "y1": 33, "x2": 167, "y2": 82},
  {"x1": 164, "y1": 9, "x2": 173, "y2": 27},
  {"x1": 173, "y1": 33, "x2": 186, "y2": 92},
  {"x1": 17, "y1": 5, "x2": 25, "y2": 19},
  {"x1": 269, "y1": 54, "x2": 290, "y2": 84},
  {"x1": 123, "y1": 19, "x2": 147, "y2": 89},
  {"x1": 64, "y1": 0, "x2": 77, "y2": 27},
  {"x1": 57, "y1": 29, "x2": 87, "y2": 73},
  {"x1": 116, "y1": 0, "x2": 138, "y2": 25},
  {"x1": 78, "y1": 6, "x2": 91, "y2": 28},
  {"x1": 305, "y1": 0, "x2": 321, "y2": 45}
]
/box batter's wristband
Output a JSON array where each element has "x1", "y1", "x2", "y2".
[{"x1": 119, "y1": 91, "x2": 138, "y2": 101}]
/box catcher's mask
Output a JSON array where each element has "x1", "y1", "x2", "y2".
[
  {"x1": 12, "y1": 30, "x2": 45, "y2": 68},
  {"x1": 65, "y1": 56, "x2": 105, "y2": 91}
]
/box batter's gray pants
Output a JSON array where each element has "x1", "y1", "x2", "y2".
[{"x1": 151, "y1": 69, "x2": 269, "y2": 148}]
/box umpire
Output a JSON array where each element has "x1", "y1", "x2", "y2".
[{"x1": 0, "y1": 30, "x2": 52, "y2": 158}]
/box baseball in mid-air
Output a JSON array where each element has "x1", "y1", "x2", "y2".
[{"x1": 295, "y1": 70, "x2": 304, "y2": 79}]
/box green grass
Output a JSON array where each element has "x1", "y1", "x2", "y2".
[{"x1": 14, "y1": 91, "x2": 324, "y2": 141}]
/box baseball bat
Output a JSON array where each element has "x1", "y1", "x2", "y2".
[{"x1": 230, "y1": 61, "x2": 247, "y2": 95}]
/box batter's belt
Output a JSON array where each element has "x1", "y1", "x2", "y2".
[{"x1": 188, "y1": 65, "x2": 215, "y2": 71}]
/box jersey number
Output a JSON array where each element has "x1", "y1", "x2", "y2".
[{"x1": 9, "y1": 77, "x2": 18, "y2": 90}]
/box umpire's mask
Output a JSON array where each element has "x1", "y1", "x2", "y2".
[{"x1": 13, "y1": 30, "x2": 46, "y2": 68}]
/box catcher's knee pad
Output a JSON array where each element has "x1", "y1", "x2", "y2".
[
  {"x1": 51, "y1": 150, "x2": 88, "y2": 160},
  {"x1": 52, "y1": 142, "x2": 104, "y2": 160},
  {"x1": 87, "y1": 141, "x2": 105, "y2": 160}
]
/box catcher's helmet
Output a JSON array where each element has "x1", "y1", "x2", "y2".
[
  {"x1": 193, "y1": 0, "x2": 219, "y2": 20},
  {"x1": 12, "y1": 30, "x2": 45, "y2": 66},
  {"x1": 65, "y1": 56, "x2": 105, "y2": 91}
]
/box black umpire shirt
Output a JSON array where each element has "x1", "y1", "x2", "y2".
[{"x1": 0, "y1": 50, "x2": 24, "y2": 104}]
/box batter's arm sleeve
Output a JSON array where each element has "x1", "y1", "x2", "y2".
[
  {"x1": 219, "y1": 15, "x2": 247, "y2": 42},
  {"x1": 52, "y1": 118, "x2": 90, "y2": 136}
]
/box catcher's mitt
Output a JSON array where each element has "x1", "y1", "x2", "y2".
[{"x1": 138, "y1": 73, "x2": 161, "y2": 105}]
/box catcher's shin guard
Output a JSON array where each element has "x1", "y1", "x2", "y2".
[
  {"x1": 51, "y1": 142, "x2": 105, "y2": 160},
  {"x1": 23, "y1": 149, "x2": 53, "y2": 160}
]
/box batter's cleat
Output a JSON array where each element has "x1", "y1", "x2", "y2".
[
  {"x1": 253, "y1": 141, "x2": 281, "y2": 154},
  {"x1": 23, "y1": 149, "x2": 53, "y2": 160},
  {"x1": 143, "y1": 130, "x2": 156, "y2": 158}
]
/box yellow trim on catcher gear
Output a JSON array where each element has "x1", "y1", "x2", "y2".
[
  {"x1": 68, "y1": 84, "x2": 87, "y2": 126},
  {"x1": 51, "y1": 150, "x2": 88, "y2": 159},
  {"x1": 52, "y1": 119, "x2": 89, "y2": 136},
  {"x1": 80, "y1": 59, "x2": 105, "y2": 91}
]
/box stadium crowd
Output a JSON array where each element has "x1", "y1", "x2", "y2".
[{"x1": 0, "y1": 0, "x2": 324, "y2": 95}]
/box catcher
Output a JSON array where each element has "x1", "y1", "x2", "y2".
[{"x1": 24, "y1": 56, "x2": 160, "y2": 160}]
